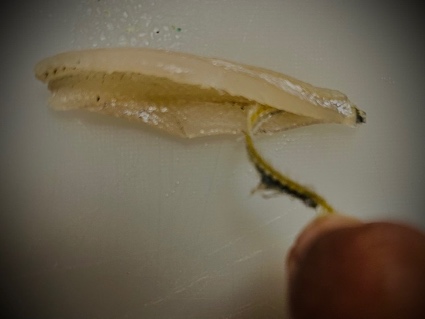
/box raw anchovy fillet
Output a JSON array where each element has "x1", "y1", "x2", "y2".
[{"x1": 34, "y1": 47, "x2": 365, "y2": 138}]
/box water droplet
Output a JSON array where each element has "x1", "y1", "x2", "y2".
[
  {"x1": 138, "y1": 111, "x2": 150, "y2": 122},
  {"x1": 130, "y1": 37, "x2": 137, "y2": 46},
  {"x1": 118, "y1": 35, "x2": 127, "y2": 45}
]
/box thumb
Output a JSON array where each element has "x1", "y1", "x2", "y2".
[{"x1": 286, "y1": 215, "x2": 425, "y2": 319}]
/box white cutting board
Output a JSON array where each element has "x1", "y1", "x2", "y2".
[{"x1": 2, "y1": 0, "x2": 424, "y2": 318}]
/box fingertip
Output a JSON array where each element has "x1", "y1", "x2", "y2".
[
  {"x1": 286, "y1": 214, "x2": 361, "y2": 279},
  {"x1": 286, "y1": 215, "x2": 425, "y2": 319}
]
